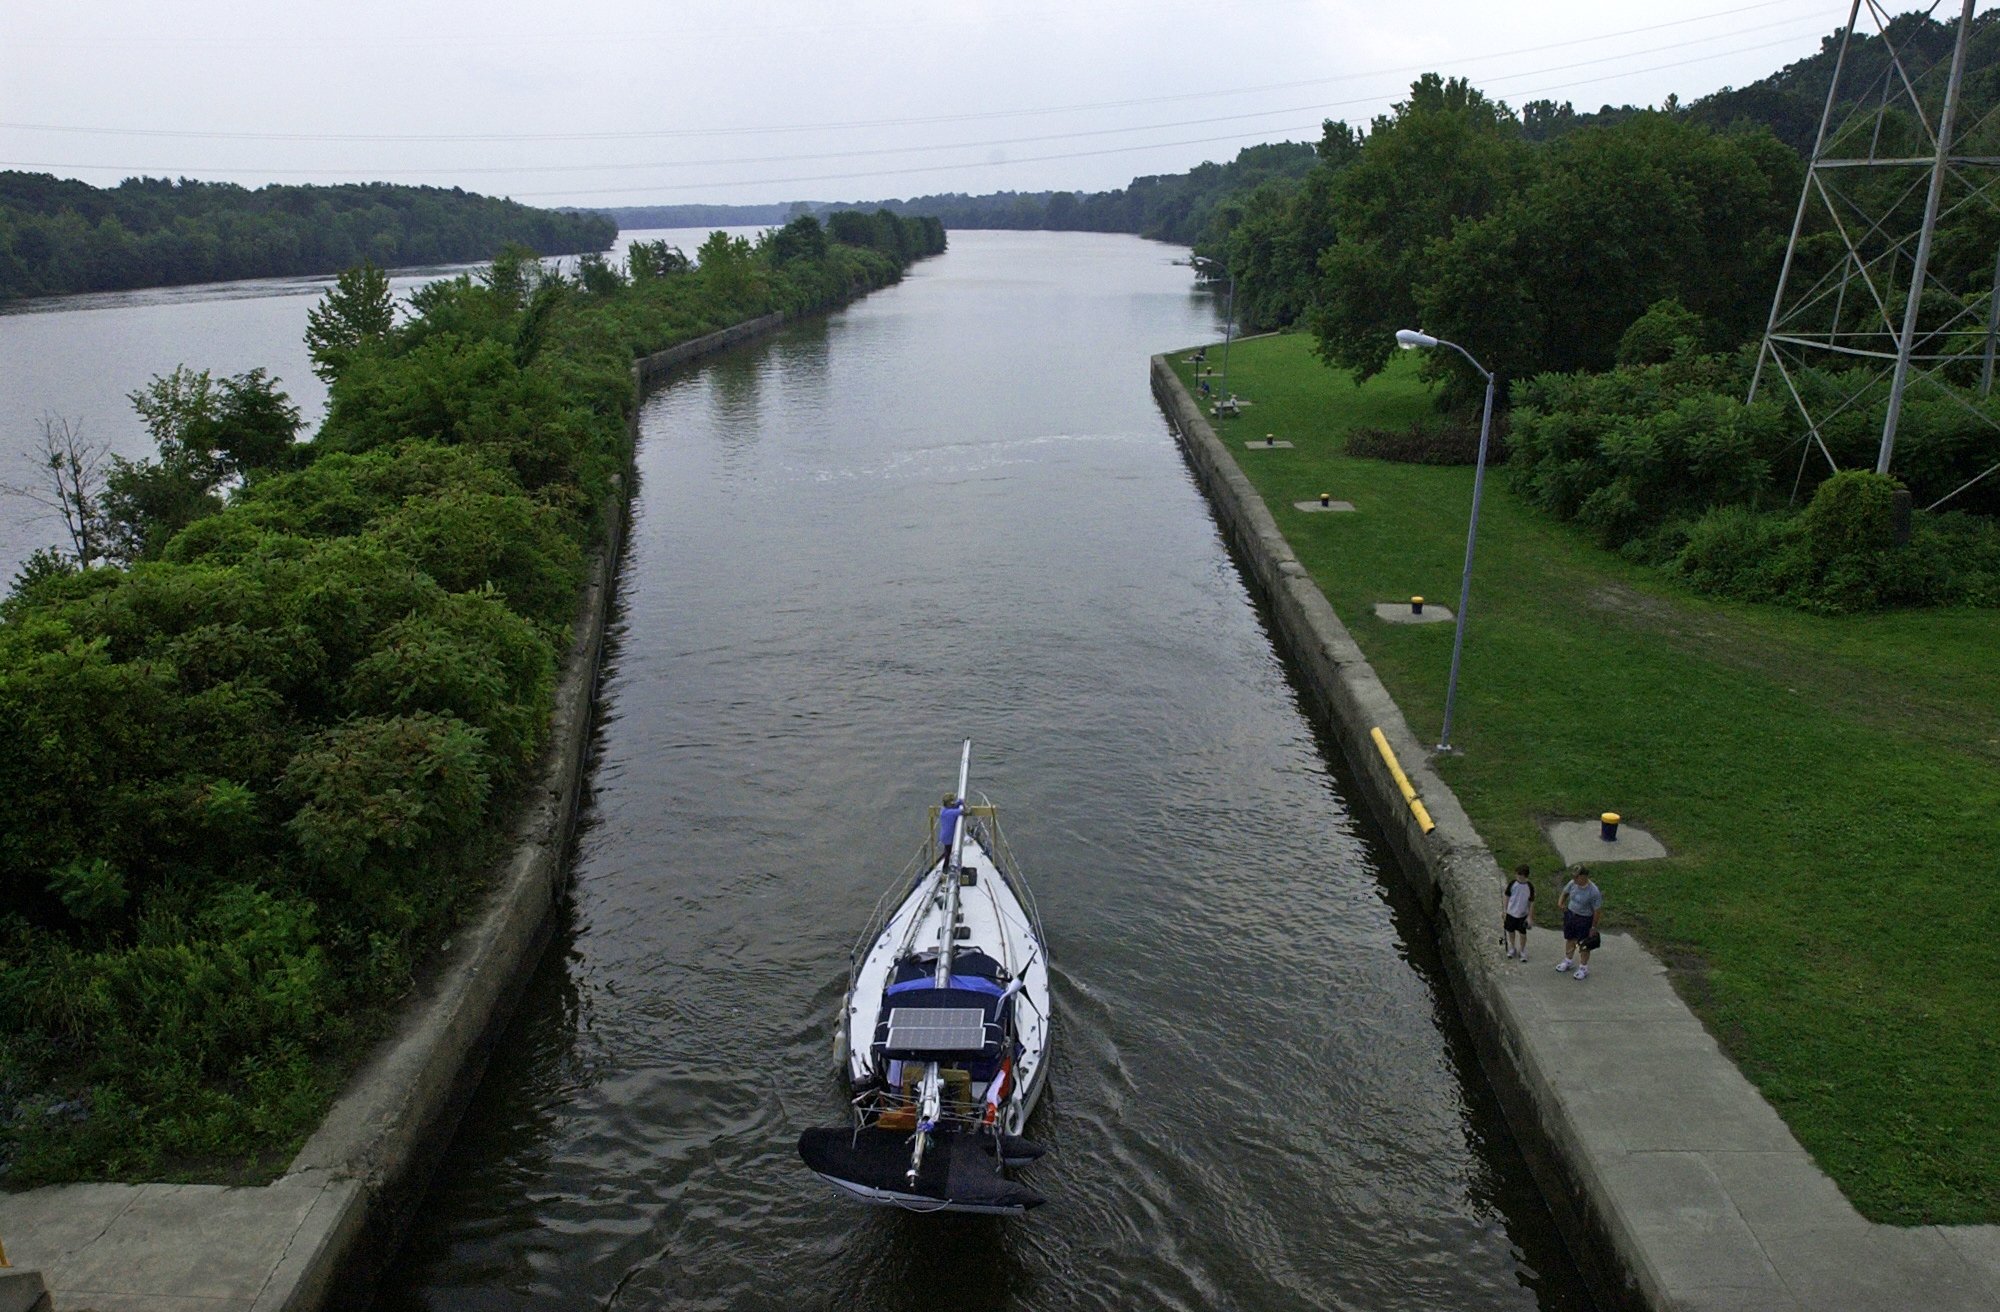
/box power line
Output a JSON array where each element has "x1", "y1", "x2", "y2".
[
  {"x1": 0, "y1": 0, "x2": 1827, "y2": 146},
  {"x1": 0, "y1": 18, "x2": 1832, "y2": 181},
  {"x1": 487, "y1": 32, "x2": 1847, "y2": 200}
]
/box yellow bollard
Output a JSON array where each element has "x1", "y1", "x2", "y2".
[
  {"x1": 1267, "y1": 433, "x2": 1278, "y2": 446},
  {"x1": 1411, "y1": 595, "x2": 1423, "y2": 615},
  {"x1": 1319, "y1": 491, "x2": 1331, "y2": 506},
  {"x1": 1600, "y1": 811, "x2": 1621, "y2": 841}
]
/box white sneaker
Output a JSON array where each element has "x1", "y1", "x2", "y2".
[
  {"x1": 1556, "y1": 959, "x2": 1572, "y2": 972},
  {"x1": 1519, "y1": 953, "x2": 1528, "y2": 963},
  {"x1": 1574, "y1": 966, "x2": 1589, "y2": 980},
  {"x1": 1504, "y1": 946, "x2": 1516, "y2": 959}
]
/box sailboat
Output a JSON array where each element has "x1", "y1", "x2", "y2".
[{"x1": 797, "y1": 740, "x2": 1052, "y2": 1213}]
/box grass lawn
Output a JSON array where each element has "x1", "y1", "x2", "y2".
[{"x1": 1172, "y1": 334, "x2": 2000, "y2": 1225}]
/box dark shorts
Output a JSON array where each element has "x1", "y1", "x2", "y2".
[
  {"x1": 1503, "y1": 913, "x2": 1528, "y2": 933},
  {"x1": 1563, "y1": 910, "x2": 1595, "y2": 943}
]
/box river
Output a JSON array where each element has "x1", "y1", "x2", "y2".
[{"x1": 3, "y1": 230, "x2": 1592, "y2": 1309}]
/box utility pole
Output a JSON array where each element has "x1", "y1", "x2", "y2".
[{"x1": 1749, "y1": 0, "x2": 2000, "y2": 511}]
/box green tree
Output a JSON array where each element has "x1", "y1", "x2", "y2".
[
  {"x1": 626, "y1": 240, "x2": 690, "y2": 281},
  {"x1": 97, "y1": 366, "x2": 299, "y2": 560},
  {"x1": 1418, "y1": 114, "x2": 1795, "y2": 385},
  {"x1": 1309, "y1": 76, "x2": 1530, "y2": 383},
  {"x1": 763, "y1": 214, "x2": 828, "y2": 267},
  {"x1": 304, "y1": 260, "x2": 394, "y2": 382}
]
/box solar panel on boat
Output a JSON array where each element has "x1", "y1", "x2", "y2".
[{"x1": 886, "y1": 1007, "x2": 987, "y2": 1053}]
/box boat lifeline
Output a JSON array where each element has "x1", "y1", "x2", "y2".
[{"x1": 797, "y1": 740, "x2": 1052, "y2": 1213}]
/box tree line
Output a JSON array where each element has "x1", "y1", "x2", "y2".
[
  {"x1": 0, "y1": 211, "x2": 943, "y2": 1184},
  {"x1": 1182, "y1": 11, "x2": 2000, "y2": 613},
  {"x1": 0, "y1": 173, "x2": 617, "y2": 303}
]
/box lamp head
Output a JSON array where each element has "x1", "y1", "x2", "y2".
[{"x1": 1395, "y1": 328, "x2": 1438, "y2": 351}]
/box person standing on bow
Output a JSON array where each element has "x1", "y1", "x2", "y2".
[{"x1": 938, "y1": 793, "x2": 964, "y2": 866}]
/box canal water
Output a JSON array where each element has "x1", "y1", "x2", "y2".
[{"x1": 365, "y1": 231, "x2": 1593, "y2": 1311}]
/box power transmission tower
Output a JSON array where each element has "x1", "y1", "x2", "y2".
[{"x1": 1748, "y1": 0, "x2": 2000, "y2": 511}]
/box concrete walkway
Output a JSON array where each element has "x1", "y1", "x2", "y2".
[
  {"x1": 1492, "y1": 927, "x2": 2000, "y2": 1310},
  {"x1": 0, "y1": 1175, "x2": 354, "y2": 1311}
]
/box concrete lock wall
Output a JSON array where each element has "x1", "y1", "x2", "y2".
[{"x1": 1150, "y1": 356, "x2": 1645, "y2": 1308}]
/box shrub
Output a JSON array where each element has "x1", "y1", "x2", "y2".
[
  {"x1": 1616, "y1": 297, "x2": 1707, "y2": 367},
  {"x1": 341, "y1": 590, "x2": 554, "y2": 770},
  {"x1": 282, "y1": 712, "x2": 492, "y2": 896},
  {"x1": 1510, "y1": 353, "x2": 1789, "y2": 547},
  {"x1": 1803, "y1": 469, "x2": 1898, "y2": 564}
]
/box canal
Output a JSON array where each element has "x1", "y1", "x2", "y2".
[
  {"x1": 370, "y1": 231, "x2": 1592, "y2": 1311},
  {"x1": 1, "y1": 229, "x2": 1593, "y2": 1310}
]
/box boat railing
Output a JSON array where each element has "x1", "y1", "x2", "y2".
[
  {"x1": 967, "y1": 799, "x2": 1045, "y2": 944},
  {"x1": 852, "y1": 1085, "x2": 991, "y2": 1133},
  {"x1": 848, "y1": 835, "x2": 938, "y2": 993},
  {"x1": 844, "y1": 802, "x2": 1046, "y2": 997}
]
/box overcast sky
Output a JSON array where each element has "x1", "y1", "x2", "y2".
[{"x1": 0, "y1": 1, "x2": 1980, "y2": 210}]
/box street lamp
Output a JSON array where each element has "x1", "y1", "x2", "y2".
[
  {"x1": 1395, "y1": 328, "x2": 1497, "y2": 754},
  {"x1": 1218, "y1": 269, "x2": 1237, "y2": 395}
]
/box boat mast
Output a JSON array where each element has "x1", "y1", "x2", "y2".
[
  {"x1": 936, "y1": 737, "x2": 972, "y2": 983},
  {"x1": 910, "y1": 738, "x2": 973, "y2": 1188}
]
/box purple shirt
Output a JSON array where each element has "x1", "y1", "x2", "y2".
[{"x1": 938, "y1": 803, "x2": 964, "y2": 850}]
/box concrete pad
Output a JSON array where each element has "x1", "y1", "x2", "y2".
[
  {"x1": 1294, "y1": 499, "x2": 1354, "y2": 513},
  {"x1": 1243, "y1": 438, "x2": 1293, "y2": 449},
  {"x1": 1373, "y1": 601, "x2": 1449, "y2": 622},
  {"x1": 1937, "y1": 1225, "x2": 2000, "y2": 1292},
  {"x1": 1759, "y1": 1221, "x2": 1993, "y2": 1311},
  {"x1": 0, "y1": 1269, "x2": 52, "y2": 1312},
  {"x1": 1596, "y1": 1151, "x2": 1788, "y2": 1294},
  {"x1": 1538, "y1": 1023, "x2": 1798, "y2": 1152},
  {"x1": 46, "y1": 1180, "x2": 326, "y2": 1302},
  {"x1": 0, "y1": 1183, "x2": 142, "y2": 1272},
  {"x1": 1674, "y1": 1289, "x2": 1810, "y2": 1312},
  {"x1": 1506, "y1": 929, "x2": 1692, "y2": 1023},
  {"x1": 1704, "y1": 1150, "x2": 1863, "y2": 1228},
  {"x1": 1546, "y1": 818, "x2": 1669, "y2": 865}
]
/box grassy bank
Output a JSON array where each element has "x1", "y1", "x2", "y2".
[{"x1": 1172, "y1": 334, "x2": 1999, "y2": 1225}]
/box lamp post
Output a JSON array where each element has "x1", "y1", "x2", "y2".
[
  {"x1": 1395, "y1": 328, "x2": 1496, "y2": 754},
  {"x1": 1218, "y1": 270, "x2": 1236, "y2": 395}
]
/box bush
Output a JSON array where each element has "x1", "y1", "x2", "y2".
[
  {"x1": 1510, "y1": 352, "x2": 1790, "y2": 547},
  {"x1": 1616, "y1": 297, "x2": 1707, "y2": 367},
  {"x1": 1673, "y1": 505, "x2": 1805, "y2": 601},
  {"x1": 1668, "y1": 491, "x2": 1999, "y2": 613},
  {"x1": 1803, "y1": 469, "x2": 1897, "y2": 564}
]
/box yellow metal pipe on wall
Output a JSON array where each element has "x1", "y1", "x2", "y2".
[{"x1": 1370, "y1": 727, "x2": 1436, "y2": 834}]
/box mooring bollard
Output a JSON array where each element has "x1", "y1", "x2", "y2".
[
  {"x1": 1267, "y1": 433, "x2": 1278, "y2": 446},
  {"x1": 1601, "y1": 812, "x2": 1621, "y2": 842},
  {"x1": 1319, "y1": 491, "x2": 1331, "y2": 506},
  {"x1": 1411, "y1": 595, "x2": 1423, "y2": 615}
]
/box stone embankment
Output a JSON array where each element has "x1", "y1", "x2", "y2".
[
  {"x1": 0, "y1": 316, "x2": 792, "y2": 1312},
  {"x1": 1151, "y1": 354, "x2": 2000, "y2": 1312}
]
